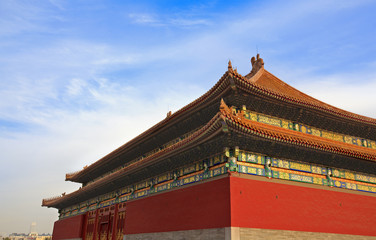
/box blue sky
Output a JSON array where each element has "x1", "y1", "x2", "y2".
[{"x1": 1, "y1": 0, "x2": 376, "y2": 234}]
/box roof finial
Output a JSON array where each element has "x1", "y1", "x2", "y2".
[
  {"x1": 228, "y1": 60, "x2": 233, "y2": 71},
  {"x1": 247, "y1": 54, "x2": 264, "y2": 78}
]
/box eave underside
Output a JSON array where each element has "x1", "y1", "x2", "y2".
[
  {"x1": 48, "y1": 133, "x2": 230, "y2": 209},
  {"x1": 46, "y1": 107, "x2": 376, "y2": 209},
  {"x1": 47, "y1": 132, "x2": 376, "y2": 209},
  {"x1": 68, "y1": 83, "x2": 233, "y2": 184}
]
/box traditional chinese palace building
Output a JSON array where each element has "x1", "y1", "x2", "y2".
[{"x1": 43, "y1": 55, "x2": 376, "y2": 240}]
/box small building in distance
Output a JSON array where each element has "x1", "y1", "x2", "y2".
[
  {"x1": 43, "y1": 55, "x2": 376, "y2": 240},
  {"x1": 9, "y1": 225, "x2": 51, "y2": 240},
  {"x1": 9, "y1": 233, "x2": 51, "y2": 240}
]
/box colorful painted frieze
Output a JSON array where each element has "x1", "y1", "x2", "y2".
[
  {"x1": 238, "y1": 163, "x2": 265, "y2": 177},
  {"x1": 257, "y1": 114, "x2": 281, "y2": 127},
  {"x1": 210, "y1": 155, "x2": 226, "y2": 166},
  {"x1": 88, "y1": 204, "x2": 96, "y2": 211},
  {"x1": 355, "y1": 174, "x2": 376, "y2": 184},
  {"x1": 271, "y1": 169, "x2": 326, "y2": 185},
  {"x1": 333, "y1": 179, "x2": 376, "y2": 193},
  {"x1": 156, "y1": 172, "x2": 171, "y2": 184},
  {"x1": 289, "y1": 162, "x2": 312, "y2": 173},
  {"x1": 371, "y1": 141, "x2": 376, "y2": 150},
  {"x1": 60, "y1": 154, "x2": 227, "y2": 219},
  {"x1": 59, "y1": 149, "x2": 376, "y2": 220},
  {"x1": 243, "y1": 110, "x2": 374, "y2": 149},
  {"x1": 157, "y1": 182, "x2": 171, "y2": 192},
  {"x1": 356, "y1": 184, "x2": 376, "y2": 193},
  {"x1": 238, "y1": 152, "x2": 264, "y2": 165},
  {"x1": 236, "y1": 150, "x2": 376, "y2": 194},
  {"x1": 332, "y1": 168, "x2": 376, "y2": 184}
]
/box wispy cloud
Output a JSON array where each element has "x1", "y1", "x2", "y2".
[
  {"x1": 128, "y1": 12, "x2": 211, "y2": 27},
  {"x1": 169, "y1": 18, "x2": 211, "y2": 27},
  {"x1": 128, "y1": 13, "x2": 159, "y2": 25},
  {"x1": 293, "y1": 73, "x2": 376, "y2": 118},
  {"x1": 0, "y1": 0, "x2": 65, "y2": 37}
]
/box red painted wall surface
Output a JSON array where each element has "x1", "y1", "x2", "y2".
[
  {"x1": 230, "y1": 176, "x2": 376, "y2": 236},
  {"x1": 52, "y1": 214, "x2": 84, "y2": 240},
  {"x1": 125, "y1": 177, "x2": 231, "y2": 234},
  {"x1": 51, "y1": 175, "x2": 376, "y2": 237}
]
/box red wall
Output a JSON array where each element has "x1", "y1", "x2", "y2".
[
  {"x1": 52, "y1": 214, "x2": 84, "y2": 240},
  {"x1": 125, "y1": 177, "x2": 231, "y2": 234},
  {"x1": 51, "y1": 175, "x2": 376, "y2": 238},
  {"x1": 230, "y1": 176, "x2": 376, "y2": 236}
]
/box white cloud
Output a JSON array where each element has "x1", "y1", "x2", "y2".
[
  {"x1": 128, "y1": 13, "x2": 159, "y2": 24},
  {"x1": 0, "y1": 0, "x2": 64, "y2": 37},
  {"x1": 0, "y1": 78, "x2": 205, "y2": 233},
  {"x1": 168, "y1": 18, "x2": 211, "y2": 27},
  {"x1": 47, "y1": 0, "x2": 66, "y2": 11},
  {"x1": 128, "y1": 12, "x2": 211, "y2": 27},
  {"x1": 66, "y1": 78, "x2": 87, "y2": 96},
  {"x1": 294, "y1": 74, "x2": 376, "y2": 118}
]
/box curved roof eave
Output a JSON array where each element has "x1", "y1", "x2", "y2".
[
  {"x1": 44, "y1": 99, "x2": 376, "y2": 209},
  {"x1": 43, "y1": 110, "x2": 227, "y2": 208},
  {"x1": 66, "y1": 70, "x2": 233, "y2": 183},
  {"x1": 220, "y1": 101, "x2": 376, "y2": 163}
]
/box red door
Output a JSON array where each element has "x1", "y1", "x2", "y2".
[
  {"x1": 115, "y1": 203, "x2": 126, "y2": 240},
  {"x1": 84, "y1": 210, "x2": 96, "y2": 240},
  {"x1": 97, "y1": 207, "x2": 110, "y2": 240}
]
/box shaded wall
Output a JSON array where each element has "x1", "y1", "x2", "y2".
[
  {"x1": 125, "y1": 177, "x2": 231, "y2": 234},
  {"x1": 52, "y1": 214, "x2": 84, "y2": 240}
]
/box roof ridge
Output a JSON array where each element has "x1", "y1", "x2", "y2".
[
  {"x1": 235, "y1": 68, "x2": 376, "y2": 126},
  {"x1": 263, "y1": 70, "x2": 376, "y2": 122}
]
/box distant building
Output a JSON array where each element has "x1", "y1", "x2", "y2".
[
  {"x1": 9, "y1": 234, "x2": 51, "y2": 240},
  {"x1": 9, "y1": 223, "x2": 51, "y2": 240},
  {"x1": 0, "y1": 233, "x2": 8, "y2": 240},
  {"x1": 28, "y1": 223, "x2": 37, "y2": 238},
  {"x1": 43, "y1": 55, "x2": 376, "y2": 239},
  {"x1": 9, "y1": 233, "x2": 27, "y2": 240}
]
